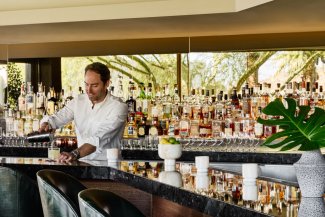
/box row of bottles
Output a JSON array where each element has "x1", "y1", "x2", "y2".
[
  {"x1": 18, "y1": 82, "x2": 79, "y2": 116},
  {"x1": 2, "y1": 76, "x2": 325, "y2": 140},
  {"x1": 123, "y1": 78, "x2": 325, "y2": 139},
  {"x1": 1, "y1": 82, "x2": 79, "y2": 137}
]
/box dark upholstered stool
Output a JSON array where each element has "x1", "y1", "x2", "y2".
[
  {"x1": 78, "y1": 189, "x2": 145, "y2": 217},
  {"x1": 37, "y1": 169, "x2": 87, "y2": 217},
  {"x1": 0, "y1": 167, "x2": 43, "y2": 217}
]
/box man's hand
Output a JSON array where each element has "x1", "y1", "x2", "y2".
[
  {"x1": 58, "y1": 144, "x2": 96, "y2": 163},
  {"x1": 58, "y1": 152, "x2": 76, "y2": 163},
  {"x1": 39, "y1": 122, "x2": 55, "y2": 133}
]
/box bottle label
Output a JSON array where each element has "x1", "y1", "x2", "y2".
[
  {"x1": 138, "y1": 126, "x2": 145, "y2": 136},
  {"x1": 254, "y1": 123, "x2": 264, "y2": 137}
]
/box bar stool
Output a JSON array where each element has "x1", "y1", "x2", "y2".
[
  {"x1": 37, "y1": 169, "x2": 87, "y2": 217},
  {"x1": 0, "y1": 166, "x2": 43, "y2": 217},
  {"x1": 78, "y1": 189, "x2": 145, "y2": 217}
]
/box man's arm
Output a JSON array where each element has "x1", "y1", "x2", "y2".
[{"x1": 39, "y1": 99, "x2": 75, "y2": 132}]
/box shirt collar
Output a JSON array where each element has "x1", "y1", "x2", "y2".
[{"x1": 87, "y1": 91, "x2": 110, "y2": 110}]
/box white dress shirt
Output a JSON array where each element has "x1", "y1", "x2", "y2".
[{"x1": 42, "y1": 92, "x2": 128, "y2": 160}]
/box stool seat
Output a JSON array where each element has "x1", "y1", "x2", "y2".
[
  {"x1": 78, "y1": 189, "x2": 145, "y2": 217},
  {"x1": 37, "y1": 169, "x2": 86, "y2": 217}
]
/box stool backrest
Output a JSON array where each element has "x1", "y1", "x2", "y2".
[
  {"x1": 37, "y1": 169, "x2": 86, "y2": 217},
  {"x1": 78, "y1": 189, "x2": 145, "y2": 217},
  {"x1": 0, "y1": 167, "x2": 43, "y2": 217}
]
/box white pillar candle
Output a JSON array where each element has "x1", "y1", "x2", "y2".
[
  {"x1": 242, "y1": 163, "x2": 260, "y2": 179},
  {"x1": 195, "y1": 156, "x2": 209, "y2": 172},
  {"x1": 196, "y1": 172, "x2": 209, "y2": 190}
]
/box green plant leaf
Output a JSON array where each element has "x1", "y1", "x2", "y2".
[{"x1": 257, "y1": 98, "x2": 325, "y2": 151}]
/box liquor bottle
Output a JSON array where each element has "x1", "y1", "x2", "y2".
[
  {"x1": 137, "y1": 116, "x2": 147, "y2": 138},
  {"x1": 254, "y1": 107, "x2": 264, "y2": 138},
  {"x1": 57, "y1": 89, "x2": 65, "y2": 109},
  {"x1": 168, "y1": 105, "x2": 180, "y2": 136},
  {"x1": 199, "y1": 90, "x2": 212, "y2": 138},
  {"x1": 231, "y1": 88, "x2": 240, "y2": 110},
  {"x1": 260, "y1": 83, "x2": 270, "y2": 109},
  {"x1": 47, "y1": 87, "x2": 57, "y2": 115},
  {"x1": 224, "y1": 106, "x2": 234, "y2": 137},
  {"x1": 214, "y1": 92, "x2": 224, "y2": 120},
  {"x1": 78, "y1": 86, "x2": 84, "y2": 95},
  {"x1": 317, "y1": 85, "x2": 324, "y2": 109},
  {"x1": 65, "y1": 86, "x2": 74, "y2": 104},
  {"x1": 172, "y1": 84, "x2": 180, "y2": 104},
  {"x1": 242, "y1": 83, "x2": 251, "y2": 117},
  {"x1": 191, "y1": 89, "x2": 202, "y2": 120},
  {"x1": 143, "y1": 83, "x2": 153, "y2": 117},
  {"x1": 136, "y1": 82, "x2": 146, "y2": 112},
  {"x1": 14, "y1": 111, "x2": 25, "y2": 137},
  {"x1": 18, "y1": 83, "x2": 26, "y2": 112},
  {"x1": 250, "y1": 84, "x2": 260, "y2": 120},
  {"x1": 36, "y1": 82, "x2": 46, "y2": 110},
  {"x1": 25, "y1": 82, "x2": 35, "y2": 115},
  {"x1": 127, "y1": 115, "x2": 137, "y2": 138},
  {"x1": 149, "y1": 116, "x2": 162, "y2": 137},
  {"x1": 116, "y1": 76, "x2": 125, "y2": 101},
  {"x1": 126, "y1": 81, "x2": 136, "y2": 114},
  {"x1": 23, "y1": 115, "x2": 33, "y2": 136},
  {"x1": 32, "y1": 108, "x2": 43, "y2": 132},
  {"x1": 179, "y1": 106, "x2": 190, "y2": 138},
  {"x1": 5, "y1": 108, "x2": 14, "y2": 136}
]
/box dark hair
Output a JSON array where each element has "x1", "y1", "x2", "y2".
[{"x1": 84, "y1": 62, "x2": 110, "y2": 84}]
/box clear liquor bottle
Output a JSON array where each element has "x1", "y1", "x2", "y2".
[
  {"x1": 136, "y1": 82, "x2": 146, "y2": 112},
  {"x1": 25, "y1": 82, "x2": 35, "y2": 115},
  {"x1": 36, "y1": 82, "x2": 46, "y2": 110},
  {"x1": 254, "y1": 107, "x2": 264, "y2": 138},
  {"x1": 179, "y1": 106, "x2": 191, "y2": 138},
  {"x1": 168, "y1": 105, "x2": 180, "y2": 136},
  {"x1": 172, "y1": 84, "x2": 180, "y2": 104},
  {"x1": 224, "y1": 108, "x2": 234, "y2": 137},
  {"x1": 199, "y1": 90, "x2": 212, "y2": 138},
  {"x1": 14, "y1": 110, "x2": 25, "y2": 137},
  {"x1": 242, "y1": 83, "x2": 251, "y2": 117},
  {"x1": 18, "y1": 82, "x2": 26, "y2": 112},
  {"x1": 143, "y1": 83, "x2": 153, "y2": 118}
]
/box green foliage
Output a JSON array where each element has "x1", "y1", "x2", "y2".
[
  {"x1": 257, "y1": 98, "x2": 325, "y2": 151},
  {"x1": 7, "y1": 62, "x2": 22, "y2": 108}
]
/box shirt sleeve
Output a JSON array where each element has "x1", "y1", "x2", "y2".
[
  {"x1": 82, "y1": 102, "x2": 128, "y2": 149},
  {"x1": 41, "y1": 99, "x2": 75, "y2": 129}
]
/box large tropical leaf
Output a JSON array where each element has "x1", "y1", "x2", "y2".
[{"x1": 257, "y1": 98, "x2": 325, "y2": 151}]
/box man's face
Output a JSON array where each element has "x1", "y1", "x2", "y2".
[{"x1": 84, "y1": 70, "x2": 109, "y2": 103}]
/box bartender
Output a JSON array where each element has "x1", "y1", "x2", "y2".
[{"x1": 39, "y1": 62, "x2": 128, "y2": 162}]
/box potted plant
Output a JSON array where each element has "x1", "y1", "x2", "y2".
[{"x1": 257, "y1": 98, "x2": 325, "y2": 197}]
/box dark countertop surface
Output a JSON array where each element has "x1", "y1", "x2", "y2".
[
  {"x1": 0, "y1": 145, "x2": 311, "y2": 164},
  {"x1": 1, "y1": 156, "x2": 322, "y2": 217}
]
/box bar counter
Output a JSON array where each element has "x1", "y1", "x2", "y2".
[
  {"x1": 1, "y1": 156, "x2": 323, "y2": 217},
  {"x1": 0, "y1": 145, "x2": 313, "y2": 164}
]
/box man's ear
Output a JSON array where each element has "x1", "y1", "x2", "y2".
[{"x1": 105, "y1": 80, "x2": 110, "y2": 89}]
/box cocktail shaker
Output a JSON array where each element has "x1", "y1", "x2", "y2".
[{"x1": 27, "y1": 132, "x2": 55, "y2": 143}]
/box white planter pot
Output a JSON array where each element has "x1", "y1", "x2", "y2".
[
  {"x1": 293, "y1": 149, "x2": 325, "y2": 197},
  {"x1": 298, "y1": 197, "x2": 325, "y2": 217}
]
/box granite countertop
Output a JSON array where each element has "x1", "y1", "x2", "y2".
[
  {"x1": 0, "y1": 145, "x2": 307, "y2": 164},
  {"x1": 1, "y1": 156, "x2": 319, "y2": 217}
]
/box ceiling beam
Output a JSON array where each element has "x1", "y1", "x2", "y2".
[{"x1": 6, "y1": 31, "x2": 325, "y2": 60}]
